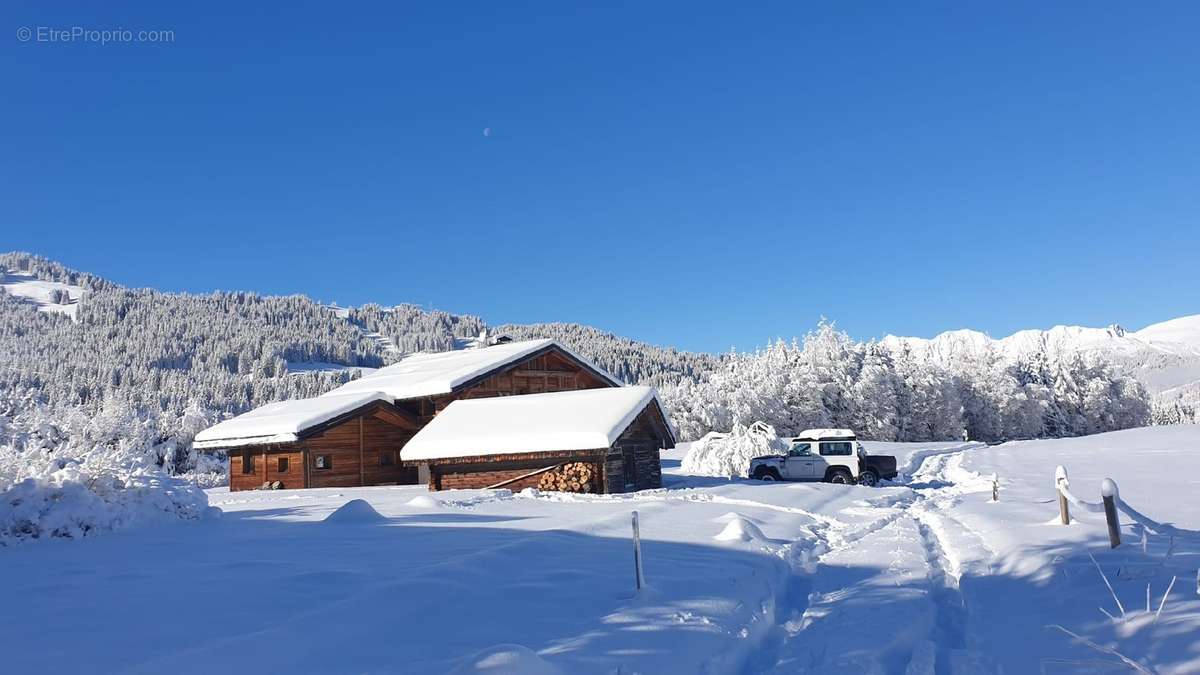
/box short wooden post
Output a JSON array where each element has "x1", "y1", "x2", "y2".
[
  {"x1": 1055, "y1": 465, "x2": 1070, "y2": 525},
  {"x1": 991, "y1": 473, "x2": 999, "y2": 502},
  {"x1": 632, "y1": 511, "x2": 645, "y2": 591},
  {"x1": 1101, "y1": 478, "x2": 1121, "y2": 549}
]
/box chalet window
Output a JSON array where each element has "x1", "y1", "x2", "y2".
[
  {"x1": 241, "y1": 450, "x2": 254, "y2": 474},
  {"x1": 314, "y1": 454, "x2": 332, "y2": 470},
  {"x1": 278, "y1": 457, "x2": 289, "y2": 473},
  {"x1": 380, "y1": 450, "x2": 396, "y2": 467}
]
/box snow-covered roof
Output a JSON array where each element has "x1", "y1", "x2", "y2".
[
  {"x1": 193, "y1": 340, "x2": 624, "y2": 449},
  {"x1": 323, "y1": 339, "x2": 621, "y2": 402},
  {"x1": 793, "y1": 428, "x2": 856, "y2": 441},
  {"x1": 400, "y1": 386, "x2": 672, "y2": 461},
  {"x1": 193, "y1": 391, "x2": 389, "y2": 449}
]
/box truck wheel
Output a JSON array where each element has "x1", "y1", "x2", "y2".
[
  {"x1": 827, "y1": 469, "x2": 853, "y2": 485},
  {"x1": 858, "y1": 469, "x2": 879, "y2": 487},
  {"x1": 756, "y1": 468, "x2": 782, "y2": 482}
]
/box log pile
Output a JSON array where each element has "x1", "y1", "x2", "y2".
[{"x1": 538, "y1": 462, "x2": 597, "y2": 493}]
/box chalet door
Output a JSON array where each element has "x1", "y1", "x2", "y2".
[{"x1": 622, "y1": 445, "x2": 639, "y2": 490}]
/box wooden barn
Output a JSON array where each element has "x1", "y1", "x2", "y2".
[
  {"x1": 193, "y1": 339, "x2": 624, "y2": 491},
  {"x1": 400, "y1": 386, "x2": 675, "y2": 493}
]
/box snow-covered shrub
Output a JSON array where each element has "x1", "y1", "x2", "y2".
[
  {"x1": 0, "y1": 466, "x2": 213, "y2": 544},
  {"x1": 0, "y1": 396, "x2": 218, "y2": 545},
  {"x1": 681, "y1": 421, "x2": 787, "y2": 478}
]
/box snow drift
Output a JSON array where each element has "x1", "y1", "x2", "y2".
[
  {"x1": 713, "y1": 513, "x2": 769, "y2": 543},
  {"x1": 323, "y1": 499, "x2": 386, "y2": 524},
  {"x1": 448, "y1": 644, "x2": 563, "y2": 675}
]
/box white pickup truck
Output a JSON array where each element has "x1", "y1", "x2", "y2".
[{"x1": 748, "y1": 428, "x2": 897, "y2": 486}]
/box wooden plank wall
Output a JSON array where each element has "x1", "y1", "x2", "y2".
[
  {"x1": 306, "y1": 414, "x2": 417, "y2": 489},
  {"x1": 426, "y1": 348, "x2": 612, "y2": 421},
  {"x1": 264, "y1": 448, "x2": 305, "y2": 489},
  {"x1": 229, "y1": 445, "x2": 304, "y2": 491},
  {"x1": 605, "y1": 403, "x2": 672, "y2": 493},
  {"x1": 360, "y1": 416, "x2": 419, "y2": 485}
]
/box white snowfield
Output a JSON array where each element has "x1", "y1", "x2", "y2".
[
  {"x1": 1, "y1": 427, "x2": 1197, "y2": 674},
  {"x1": 0, "y1": 272, "x2": 84, "y2": 320},
  {"x1": 401, "y1": 386, "x2": 670, "y2": 460},
  {"x1": 193, "y1": 391, "x2": 389, "y2": 449}
]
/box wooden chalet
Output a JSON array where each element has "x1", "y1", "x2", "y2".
[
  {"x1": 193, "y1": 339, "x2": 625, "y2": 491},
  {"x1": 400, "y1": 386, "x2": 676, "y2": 493}
]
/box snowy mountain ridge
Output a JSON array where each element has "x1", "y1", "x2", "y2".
[{"x1": 883, "y1": 315, "x2": 1200, "y2": 397}]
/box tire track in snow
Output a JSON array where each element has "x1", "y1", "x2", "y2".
[
  {"x1": 759, "y1": 443, "x2": 999, "y2": 674},
  {"x1": 913, "y1": 512, "x2": 968, "y2": 656},
  {"x1": 901, "y1": 448, "x2": 999, "y2": 674},
  {"x1": 446, "y1": 448, "x2": 998, "y2": 674}
]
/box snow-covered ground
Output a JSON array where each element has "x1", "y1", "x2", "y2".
[
  {"x1": 1, "y1": 429, "x2": 1197, "y2": 674},
  {"x1": 0, "y1": 272, "x2": 84, "y2": 320}
]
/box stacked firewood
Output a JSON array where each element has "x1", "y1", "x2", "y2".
[{"x1": 538, "y1": 462, "x2": 596, "y2": 493}]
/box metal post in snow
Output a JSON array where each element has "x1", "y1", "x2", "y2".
[
  {"x1": 632, "y1": 511, "x2": 645, "y2": 591},
  {"x1": 1055, "y1": 465, "x2": 1070, "y2": 525},
  {"x1": 1101, "y1": 478, "x2": 1121, "y2": 549}
]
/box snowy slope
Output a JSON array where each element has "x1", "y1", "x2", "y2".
[
  {"x1": 284, "y1": 360, "x2": 379, "y2": 376},
  {"x1": 2, "y1": 429, "x2": 1196, "y2": 674},
  {"x1": 0, "y1": 272, "x2": 84, "y2": 320},
  {"x1": 884, "y1": 314, "x2": 1200, "y2": 397},
  {"x1": 1134, "y1": 314, "x2": 1200, "y2": 349}
]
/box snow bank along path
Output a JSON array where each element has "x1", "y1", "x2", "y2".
[{"x1": 1, "y1": 430, "x2": 1197, "y2": 673}]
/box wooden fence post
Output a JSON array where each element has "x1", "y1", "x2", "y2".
[
  {"x1": 1055, "y1": 465, "x2": 1070, "y2": 525},
  {"x1": 1101, "y1": 478, "x2": 1121, "y2": 549},
  {"x1": 632, "y1": 511, "x2": 645, "y2": 591}
]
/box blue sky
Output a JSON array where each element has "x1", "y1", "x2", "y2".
[{"x1": 3, "y1": 2, "x2": 1198, "y2": 353}]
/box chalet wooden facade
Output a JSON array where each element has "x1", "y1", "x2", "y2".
[
  {"x1": 226, "y1": 400, "x2": 420, "y2": 491},
  {"x1": 195, "y1": 339, "x2": 637, "y2": 492},
  {"x1": 400, "y1": 386, "x2": 675, "y2": 494},
  {"x1": 392, "y1": 345, "x2": 615, "y2": 424}
]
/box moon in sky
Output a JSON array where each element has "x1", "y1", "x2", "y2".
[{"x1": 483, "y1": 127, "x2": 491, "y2": 137}]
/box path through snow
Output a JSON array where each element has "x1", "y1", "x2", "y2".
[{"x1": 762, "y1": 443, "x2": 1002, "y2": 674}]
